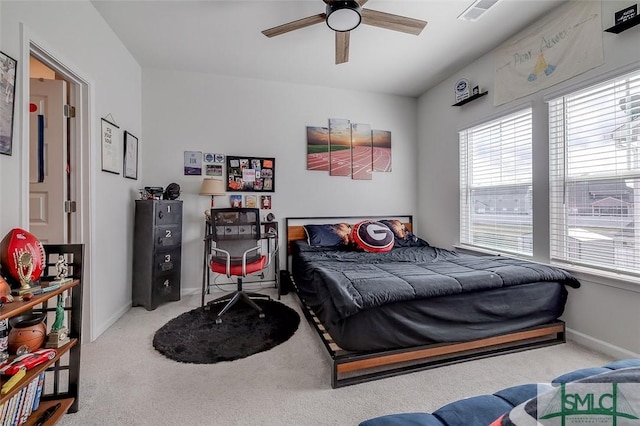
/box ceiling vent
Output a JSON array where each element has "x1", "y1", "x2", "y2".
[{"x1": 458, "y1": 0, "x2": 501, "y2": 21}]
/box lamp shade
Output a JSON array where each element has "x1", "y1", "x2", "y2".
[
  {"x1": 326, "y1": 0, "x2": 362, "y2": 32},
  {"x1": 199, "y1": 178, "x2": 226, "y2": 196}
]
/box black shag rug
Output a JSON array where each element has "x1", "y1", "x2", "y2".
[{"x1": 152, "y1": 299, "x2": 300, "y2": 364}]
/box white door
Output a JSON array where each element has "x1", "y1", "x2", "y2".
[{"x1": 29, "y1": 78, "x2": 67, "y2": 244}]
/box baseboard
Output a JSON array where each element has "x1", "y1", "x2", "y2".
[
  {"x1": 181, "y1": 288, "x2": 201, "y2": 296},
  {"x1": 566, "y1": 327, "x2": 640, "y2": 359},
  {"x1": 91, "y1": 301, "x2": 131, "y2": 342}
]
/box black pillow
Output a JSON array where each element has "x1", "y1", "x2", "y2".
[
  {"x1": 380, "y1": 220, "x2": 429, "y2": 247},
  {"x1": 303, "y1": 223, "x2": 351, "y2": 247}
]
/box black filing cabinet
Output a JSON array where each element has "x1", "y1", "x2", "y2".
[{"x1": 132, "y1": 199, "x2": 183, "y2": 310}]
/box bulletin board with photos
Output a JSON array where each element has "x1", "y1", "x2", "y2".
[{"x1": 226, "y1": 156, "x2": 275, "y2": 192}]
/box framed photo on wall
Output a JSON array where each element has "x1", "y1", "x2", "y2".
[
  {"x1": 226, "y1": 155, "x2": 275, "y2": 192},
  {"x1": 0, "y1": 51, "x2": 17, "y2": 156},
  {"x1": 123, "y1": 131, "x2": 138, "y2": 179},
  {"x1": 101, "y1": 117, "x2": 121, "y2": 174}
]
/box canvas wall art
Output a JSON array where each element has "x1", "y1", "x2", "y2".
[
  {"x1": 306, "y1": 118, "x2": 391, "y2": 179},
  {"x1": 329, "y1": 119, "x2": 352, "y2": 177},
  {"x1": 306, "y1": 126, "x2": 329, "y2": 171}
]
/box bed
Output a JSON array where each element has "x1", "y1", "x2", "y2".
[{"x1": 285, "y1": 215, "x2": 580, "y2": 388}]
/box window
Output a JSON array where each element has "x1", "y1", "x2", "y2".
[
  {"x1": 459, "y1": 108, "x2": 533, "y2": 255},
  {"x1": 549, "y1": 68, "x2": 640, "y2": 275}
]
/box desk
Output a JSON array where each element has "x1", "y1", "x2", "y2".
[{"x1": 201, "y1": 218, "x2": 279, "y2": 307}]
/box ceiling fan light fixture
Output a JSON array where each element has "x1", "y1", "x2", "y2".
[{"x1": 326, "y1": 0, "x2": 362, "y2": 32}]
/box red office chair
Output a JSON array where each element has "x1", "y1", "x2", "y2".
[{"x1": 205, "y1": 208, "x2": 271, "y2": 324}]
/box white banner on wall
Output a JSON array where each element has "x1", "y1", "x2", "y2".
[{"x1": 493, "y1": 0, "x2": 603, "y2": 106}]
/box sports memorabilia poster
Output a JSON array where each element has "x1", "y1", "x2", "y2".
[{"x1": 226, "y1": 156, "x2": 275, "y2": 192}]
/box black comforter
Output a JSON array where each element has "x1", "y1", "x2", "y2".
[{"x1": 291, "y1": 241, "x2": 580, "y2": 326}]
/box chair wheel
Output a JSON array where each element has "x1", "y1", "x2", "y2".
[
  {"x1": 215, "y1": 317, "x2": 222, "y2": 324},
  {"x1": 204, "y1": 305, "x2": 211, "y2": 311},
  {"x1": 259, "y1": 313, "x2": 265, "y2": 319}
]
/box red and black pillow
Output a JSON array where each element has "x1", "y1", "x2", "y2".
[{"x1": 350, "y1": 221, "x2": 395, "y2": 252}]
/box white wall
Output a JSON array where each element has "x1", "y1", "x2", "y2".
[
  {"x1": 143, "y1": 69, "x2": 419, "y2": 294},
  {"x1": 417, "y1": 1, "x2": 640, "y2": 356},
  {"x1": 0, "y1": 1, "x2": 142, "y2": 340},
  {"x1": 0, "y1": 0, "x2": 3, "y2": 234}
]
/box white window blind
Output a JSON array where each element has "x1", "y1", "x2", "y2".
[
  {"x1": 459, "y1": 108, "x2": 533, "y2": 255},
  {"x1": 549, "y1": 68, "x2": 640, "y2": 275}
]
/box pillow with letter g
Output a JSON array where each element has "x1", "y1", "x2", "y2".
[{"x1": 351, "y1": 221, "x2": 394, "y2": 253}]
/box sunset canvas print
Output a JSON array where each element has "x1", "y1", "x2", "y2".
[
  {"x1": 306, "y1": 119, "x2": 391, "y2": 180},
  {"x1": 351, "y1": 123, "x2": 372, "y2": 180},
  {"x1": 306, "y1": 126, "x2": 329, "y2": 171},
  {"x1": 372, "y1": 130, "x2": 392, "y2": 172},
  {"x1": 329, "y1": 118, "x2": 352, "y2": 177}
]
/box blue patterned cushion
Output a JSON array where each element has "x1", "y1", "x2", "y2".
[
  {"x1": 360, "y1": 413, "x2": 443, "y2": 426},
  {"x1": 358, "y1": 359, "x2": 640, "y2": 426},
  {"x1": 433, "y1": 395, "x2": 512, "y2": 426}
]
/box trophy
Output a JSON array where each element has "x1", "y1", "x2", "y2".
[
  {"x1": 51, "y1": 255, "x2": 72, "y2": 285},
  {"x1": 14, "y1": 250, "x2": 40, "y2": 295},
  {"x1": 46, "y1": 293, "x2": 70, "y2": 348}
]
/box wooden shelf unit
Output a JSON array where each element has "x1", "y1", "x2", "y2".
[
  {"x1": 0, "y1": 281, "x2": 78, "y2": 322},
  {"x1": 0, "y1": 244, "x2": 83, "y2": 425},
  {"x1": 22, "y1": 399, "x2": 74, "y2": 426}
]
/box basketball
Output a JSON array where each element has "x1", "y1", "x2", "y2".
[
  {"x1": 8, "y1": 313, "x2": 47, "y2": 354},
  {"x1": 8, "y1": 324, "x2": 46, "y2": 354}
]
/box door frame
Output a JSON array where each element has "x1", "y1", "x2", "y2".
[{"x1": 18, "y1": 24, "x2": 96, "y2": 341}]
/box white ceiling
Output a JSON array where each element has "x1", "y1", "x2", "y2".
[{"x1": 91, "y1": 0, "x2": 567, "y2": 97}]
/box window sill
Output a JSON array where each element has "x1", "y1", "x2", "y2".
[
  {"x1": 550, "y1": 262, "x2": 640, "y2": 294},
  {"x1": 453, "y1": 244, "x2": 531, "y2": 259},
  {"x1": 453, "y1": 244, "x2": 640, "y2": 294}
]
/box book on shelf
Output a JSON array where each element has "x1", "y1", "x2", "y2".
[
  {"x1": 0, "y1": 402, "x2": 7, "y2": 426},
  {"x1": 31, "y1": 373, "x2": 45, "y2": 413},
  {"x1": 3, "y1": 388, "x2": 23, "y2": 426},
  {"x1": 17, "y1": 377, "x2": 38, "y2": 425},
  {"x1": 0, "y1": 373, "x2": 43, "y2": 426},
  {"x1": 2, "y1": 393, "x2": 16, "y2": 426},
  {"x1": 11, "y1": 387, "x2": 26, "y2": 426}
]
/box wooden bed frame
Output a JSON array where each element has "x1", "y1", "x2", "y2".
[{"x1": 285, "y1": 216, "x2": 566, "y2": 388}]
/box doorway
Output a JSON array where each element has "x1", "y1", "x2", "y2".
[
  {"x1": 23, "y1": 38, "x2": 93, "y2": 341},
  {"x1": 29, "y1": 56, "x2": 70, "y2": 244}
]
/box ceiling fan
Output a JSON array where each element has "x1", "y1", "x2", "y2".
[{"x1": 262, "y1": 0, "x2": 427, "y2": 64}]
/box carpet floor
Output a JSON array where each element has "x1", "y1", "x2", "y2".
[{"x1": 60, "y1": 286, "x2": 617, "y2": 426}]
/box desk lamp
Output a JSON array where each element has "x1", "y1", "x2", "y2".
[{"x1": 199, "y1": 178, "x2": 226, "y2": 207}]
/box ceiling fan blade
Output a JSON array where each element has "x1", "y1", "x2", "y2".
[
  {"x1": 262, "y1": 13, "x2": 326, "y2": 38},
  {"x1": 335, "y1": 31, "x2": 350, "y2": 64},
  {"x1": 361, "y1": 9, "x2": 427, "y2": 35}
]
